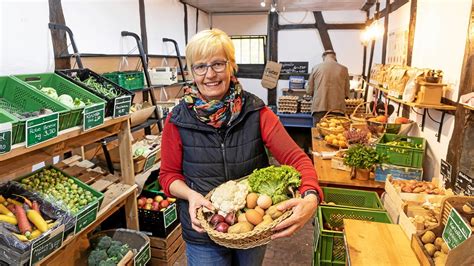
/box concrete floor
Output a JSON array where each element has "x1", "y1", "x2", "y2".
[{"x1": 173, "y1": 219, "x2": 315, "y2": 266}]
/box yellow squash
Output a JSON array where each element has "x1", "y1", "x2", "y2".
[
  {"x1": 26, "y1": 210, "x2": 48, "y2": 232},
  {"x1": 0, "y1": 204, "x2": 14, "y2": 216},
  {"x1": 0, "y1": 214, "x2": 18, "y2": 225}
]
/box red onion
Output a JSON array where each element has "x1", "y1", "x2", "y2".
[
  {"x1": 225, "y1": 212, "x2": 236, "y2": 226},
  {"x1": 215, "y1": 222, "x2": 229, "y2": 233},
  {"x1": 210, "y1": 214, "x2": 225, "y2": 227}
]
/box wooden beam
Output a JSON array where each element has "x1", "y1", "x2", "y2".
[
  {"x1": 48, "y1": 0, "x2": 70, "y2": 69},
  {"x1": 184, "y1": 3, "x2": 188, "y2": 44},
  {"x1": 314, "y1": 11, "x2": 333, "y2": 51},
  {"x1": 361, "y1": 0, "x2": 376, "y2": 12},
  {"x1": 139, "y1": 0, "x2": 148, "y2": 54},
  {"x1": 279, "y1": 24, "x2": 316, "y2": 30},
  {"x1": 267, "y1": 12, "x2": 278, "y2": 105},
  {"x1": 196, "y1": 8, "x2": 199, "y2": 33},
  {"x1": 381, "y1": 0, "x2": 390, "y2": 64},
  {"x1": 406, "y1": 0, "x2": 417, "y2": 66},
  {"x1": 368, "y1": 0, "x2": 409, "y2": 24},
  {"x1": 446, "y1": 3, "x2": 474, "y2": 189},
  {"x1": 326, "y1": 23, "x2": 366, "y2": 30}
]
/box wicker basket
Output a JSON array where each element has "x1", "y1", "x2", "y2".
[
  {"x1": 350, "y1": 102, "x2": 375, "y2": 124},
  {"x1": 196, "y1": 179, "x2": 294, "y2": 249},
  {"x1": 316, "y1": 110, "x2": 351, "y2": 136}
]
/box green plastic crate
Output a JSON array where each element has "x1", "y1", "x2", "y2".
[
  {"x1": 144, "y1": 180, "x2": 162, "y2": 194},
  {"x1": 0, "y1": 76, "x2": 70, "y2": 144},
  {"x1": 376, "y1": 133, "x2": 426, "y2": 168},
  {"x1": 321, "y1": 187, "x2": 384, "y2": 210},
  {"x1": 0, "y1": 109, "x2": 19, "y2": 146},
  {"x1": 103, "y1": 71, "x2": 145, "y2": 91},
  {"x1": 14, "y1": 73, "x2": 106, "y2": 128},
  {"x1": 315, "y1": 206, "x2": 392, "y2": 265}
]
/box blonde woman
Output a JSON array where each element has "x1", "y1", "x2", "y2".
[{"x1": 160, "y1": 28, "x2": 322, "y2": 266}]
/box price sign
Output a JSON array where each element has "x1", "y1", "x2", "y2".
[
  {"x1": 30, "y1": 224, "x2": 65, "y2": 265},
  {"x1": 0, "y1": 122, "x2": 12, "y2": 154},
  {"x1": 83, "y1": 103, "x2": 105, "y2": 131},
  {"x1": 454, "y1": 171, "x2": 474, "y2": 196},
  {"x1": 113, "y1": 95, "x2": 132, "y2": 118},
  {"x1": 143, "y1": 151, "x2": 158, "y2": 173},
  {"x1": 134, "y1": 243, "x2": 151, "y2": 266},
  {"x1": 164, "y1": 204, "x2": 178, "y2": 228},
  {"x1": 442, "y1": 208, "x2": 472, "y2": 250},
  {"x1": 26, "y1": 113, "x2": 59, "y2": 147},
  {"x1": 74, "y1": 201, "x2": 99, "y2": 234},
  {"x1": 440, "y1": 159, "x2": 452, "y2": 184},
  {"x1": 280, "y1": 61, "x2": 309, "y2": 74}
]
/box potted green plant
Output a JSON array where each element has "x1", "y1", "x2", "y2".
[{"x1": 343, "y1": 144, "x2": 384, "y2": 181}]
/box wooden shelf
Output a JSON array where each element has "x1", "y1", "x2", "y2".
[
  {"x1": 367, "y1": 82, "x2": 456, "y2": 111},
  {"x1": 462, "y1": 104, "x2": 474, "y2": 111}
]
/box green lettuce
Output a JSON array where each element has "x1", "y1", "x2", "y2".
[{"x1": 247, "y1": 165, "x2": 301, "y2": 204}]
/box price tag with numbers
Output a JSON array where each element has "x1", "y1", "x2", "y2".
[
  {"x1": 83, "y1": 103, "x2": 105, "y2": 131},
  {"x1": 0, "y1": 122, "x2": 12, "y2": 154},
  {"x1": 26, "y1": 113, "x2": 59, "y2": 147},
  {"x1": 113, "y1": 95, "x2": 132, "y2": 118}
]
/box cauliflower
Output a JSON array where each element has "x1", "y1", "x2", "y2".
[{"x1": 211, "y1": 180, "x2": 249, "y2": 216}]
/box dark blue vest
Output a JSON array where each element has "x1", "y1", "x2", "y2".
[{"x1": 169, "y1": 91, "x2": 269, "y2": 244}]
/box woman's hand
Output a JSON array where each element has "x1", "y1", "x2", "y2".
[
  {"x1": 271, "y1": 195, "x2": 318, "y2": 239},
  {"x1": 187, "y1": 190, "x2": 215, "y2": 233}
]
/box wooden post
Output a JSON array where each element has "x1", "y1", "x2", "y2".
[
  {"x1": 139, "y1": 0, "x2": 148, "y2": 54},
  {"x1": 118, "y1": 119, "x2": 139, "y2": 229},
  {"x1": 48, "y1": 0, "x2": 70, "y2": 69},
  {"x1": 406, "y1": 0, "x2": 417, "y2": 66},
  {"x1": 313, "y1": 11, "x2": 333, "y2": 51},
  {"x1": 381, "y1": 0, "x2": 390, "y2": 64},
  {"x1": 267, "y1": 12, "x2": 278, "y2": 106},
  {"x1": 184, "y1": 3, "x2": 188, "y2": 45}
]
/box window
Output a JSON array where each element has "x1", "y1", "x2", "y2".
[{"x1": 231, "y1": 35, "x2": 266, "y2": 64}]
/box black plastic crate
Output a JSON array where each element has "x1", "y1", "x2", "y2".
[
  {"x1": 138, "y1": 190, "x2": 179, "y2": 238},
  {"x1": 55, "y1": 69, "x2": 134, "y2": 117}
]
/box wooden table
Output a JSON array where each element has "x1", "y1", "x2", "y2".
[
  {"x1": 311, "y1": 128, "x2": 385, "y2": 195},
  {"x1": 344, "y1": 220, "x2": 420, "y2": 266}
]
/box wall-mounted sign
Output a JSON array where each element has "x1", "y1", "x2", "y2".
[
  {"x1": 280, "y1": 61, "x2": 309, "y2": 74},
  {"x1": 261, "y1": 61, "x2": 282, "y2": 89}
]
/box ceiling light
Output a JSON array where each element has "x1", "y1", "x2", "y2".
[{"x1": 260, "y1": 1, "x2": 266, "y2": 7}]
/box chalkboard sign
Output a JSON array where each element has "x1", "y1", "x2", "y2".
[
  {"x1": 280, "y1": 62, "x2": 309, "y2": 74},
  {"x1": 0, "y1": 122, "x2": 12, "y2": 154},
  {"x1": 440, "y1": 159, "x2": 452, "y2": 184},
  {"x1": 455, "y1": 171, "x2": 473, "y2": 196}
]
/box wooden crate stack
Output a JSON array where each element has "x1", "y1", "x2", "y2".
[
  {"x1": 278, "y1": 95, "x2": 299, "y2": 113},
  {"x1": 149, "y1": 225, "x2": 186, "y2": 266},
  {"x1": 345, "y1": 98, "x2": 364, "y2": 115}
]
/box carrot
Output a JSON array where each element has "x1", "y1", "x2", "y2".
[
  {"x1": 0, "y1": 195, "x2": 5, "y2": 204},
  {"x1": 32, "y1": 201, "x2": 40, "y2": 212},
  {"x1": 7, "y1": 198, "x2": 22, "y2": 207},
  {"x1": 0, "y1": 204, "x2": 14, "y2": 217},
  {"x1": 15, "y1": 205, "x2": 31, "y2": 238},
  {"x1": 12, "y1": 194, "x2": 32, "y2": 208},
  {"x1": 6, "y1": 204, "x2": 16, "y2": 214},
  {"x1": 26, "y1": 210, "x2": 48, "y2": 232},
  {"x1": 0, "y1": 214, "x2": 17, "y2": 225}
]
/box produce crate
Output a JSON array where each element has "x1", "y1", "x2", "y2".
[
  {"x1": 314, "y1": 206, "x2": 392, "y2": 265},
  {"x1": 19, "y1": 165, "x2": 104, "y2": 238},
  {"x1": 103, "y1": 71, "x2": 145, "y2": 91},
  {"x1": 90, "y1": 229, "x2": 151, "y2": 266},
  {"x1": 149, "y1": 225, "x2": 185, "y2": 266},
  {"x1": 14, "y1": 73, "x2": 106, "y2": 129},
  {"x1": 376, "y1": 133, "x2": 426, "y2": 168},
  {"x1": 55, "y1": 69, "x2": 134, "y2": 117},
  {"x1": 0, "y1": 76, "x2": 70, "y2": 144},
  {"x1": 375, "y1": 163, "x2": 423, "y2": 182},
  {"x1": 0, "y1": 182, "x2": 74, "y2": 266},
  {"x1": 0, "y1": 109, "x2": 19, "y2": 147},
  {"x1": 277, "y1": 113, "x2": 313, "y2": 128},
  {"x1": 321, "y1": 187, "x2": 384, "y2": 210},
  {"x1": 138, "y1": 190, "x2": 179, "y2": 238}
]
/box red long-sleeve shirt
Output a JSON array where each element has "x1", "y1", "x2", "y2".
[{"x1": 159, "y1": 106, "x2": 323, "y2": 199}]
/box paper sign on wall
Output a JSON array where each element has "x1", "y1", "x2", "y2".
[{"x1": 261, "y1": 61, "x2": 282, "y2": 89}]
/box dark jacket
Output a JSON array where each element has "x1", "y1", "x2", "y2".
[{"x1": 169, "y1": 91, "x2": 269, "y2": 244}]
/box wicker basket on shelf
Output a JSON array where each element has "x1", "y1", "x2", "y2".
[
  {"x1": 316, "y1": 110, "x2": 351, "y2": 137},
  {"x1": 350, "y1": 102, "x2": 375, "y2": 124},
  {"x1": 196, "y1": 178, "x2": 294, "y2": 249}
]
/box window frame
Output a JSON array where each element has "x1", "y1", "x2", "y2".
[{"x1": 230, "y1": 35, "x2": 267, "y2": 78}]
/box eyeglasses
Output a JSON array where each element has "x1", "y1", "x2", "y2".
[{"x1": 191, "y1": 60, "x2": 228, "y2": 76}]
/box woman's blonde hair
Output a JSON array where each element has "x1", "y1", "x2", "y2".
[{"x1": 186, "y1": 28, "x2": 238, "y2": 75}]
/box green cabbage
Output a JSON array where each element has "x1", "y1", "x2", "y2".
[{"x1": 247, "y1": 165, "x2": 301, "y2": 204}]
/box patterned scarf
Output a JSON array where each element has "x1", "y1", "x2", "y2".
[{"x1": 183, "y1": 76, "x2": 244, "y2": 128}]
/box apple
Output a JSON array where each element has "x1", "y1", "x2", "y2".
[
  {"x1": 146, "y1": 198, "x2": 153, "y2": 204},
  {"x1": 152, "y1": 201, "x2": 160, "y2": 211},
  {"x1": 159, "y1": 199, "x2": 170, "y2": 209},
  {"x1": 154, "y1": 195, "x2": 164, "y2": 203},
  {"x1": 145, "y1": 203, "x2": 152, "y2": 210},
  {"x1": 137, "y1": 197, "x2": 146, "y2": 207}
]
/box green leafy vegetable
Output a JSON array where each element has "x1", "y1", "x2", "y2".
[
  {"x1": 247, "y1": 165, "x2": 301, "y2": 204},
  {"x1": 343, "y1": 144, "x2": 384, "y2": 169}
]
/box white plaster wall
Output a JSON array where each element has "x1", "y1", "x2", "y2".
[
  {"x1": 0, "y1": 0, "x2": 54, "y2": 75},
  {"x1": 240, "y1": 78, "x2": 268, "y2": 104},
  {"x1": 323, "y1": 10, "x2": 366, "y2": 23},
  {"x1": 278, "y1": 11, "x2": 315, "y2": 25},
  {"x1": 211, "y1": 14, "x2": 268, "y2": 35}
]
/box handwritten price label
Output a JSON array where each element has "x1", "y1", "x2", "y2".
[
  {"x1": 83, "y1": 103, "x2": 105, "y2": 131},
  {"x1": 26, "y1": 113, "x2": 59, "y2": 147},
  {"x1": 0, "y1": 122, "x2": 12, "y2": 154}
]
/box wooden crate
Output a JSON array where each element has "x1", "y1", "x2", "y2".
[{"x1": 149, "y1": 224, "x2": 186, "y2": 266}]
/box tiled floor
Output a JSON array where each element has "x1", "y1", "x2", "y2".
[{"x1": 173, "y1": 219, "x2": 315, "y2": 266}]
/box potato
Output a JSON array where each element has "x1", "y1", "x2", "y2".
[
  {"x1": 254, "y1": 218, "x2": 273, "y2": 230},
  {"x1": 413, "y1": 187, "x2": 424, "y2": 193},
  {"x1": 228, "y1": 222, "x2": 254, "y2": 234},
  {"x1": 266, "y1": 205, "x2": 283, "y2": 220},
  {"x1": 424, "y1": 243, "x2": 437, "y2": 256},
  {"x1": 254, "y1": 206, "x2": 265, "y2": 216},
  {"x1": 262, "y1": 214, "x2": 273, "y2": 222},
  {"x1": 434, "y1": 254, "x2": 447, "y2": 266},
  {"x1": 441, "y1": 242, "x2": 449, "y2": 254},
  {"x1": 471, "y1": 217, "x2": 474, "y2": 226},
  {"x1": 433, "y1": 251, "x2": 442, "y2": 258},
  {"x1": 462, "y1": 204, "x2": 473, "y2": 214},
  {"x1": 237, "y1": 213, "x2": 247, "y2": 223},
  {"x1": 246, "y1": 193, "x2": 259, "y2": 209},
  {"x1": 434, "y1": 237, "x2": 444, "y2": 250},
  {"x1": 257, "y1": 194, "x2": 272, "y2": 209},
  {"x1": 245, "y1": 209, "x2": 263, "y2": 226},
  {"x1": 421, "y1": 231, "x2": 436, "y2": 244}
]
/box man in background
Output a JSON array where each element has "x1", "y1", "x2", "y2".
[{"x1": 306, "y1": 50, "x2": 350, "y2": 125}]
